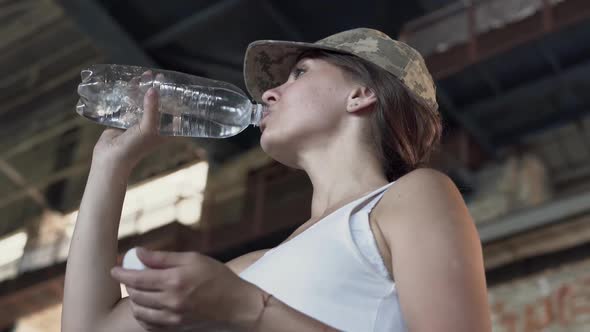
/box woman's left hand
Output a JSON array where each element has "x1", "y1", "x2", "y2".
[{"x1": 111, "y1": 247, "x2": 265, "y2": 331}]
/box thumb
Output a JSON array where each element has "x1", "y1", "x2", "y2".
[
  {"x1": 120, "y1": 87, "x2": 160, "y2": 142},
  {"x1": 131, "y1": 87, "x2": 160, "y2": 138},
  {"x1": 136, "y1": 247, "x2": 184, "y2": 269},
  {"x1": 139, "y1": 86, "x2": 161, "y2": 134},
  {"x1": 116, "y1": 87, "x2": 166, "y2": 166}
]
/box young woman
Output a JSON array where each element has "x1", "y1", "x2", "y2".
[{"x1": 62, "y1": 28, "x2": 491, "y2": 332}]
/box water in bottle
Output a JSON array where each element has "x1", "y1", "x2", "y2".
[{"x1": 76, "y1": 64, "x2": 265, "y2": 138}]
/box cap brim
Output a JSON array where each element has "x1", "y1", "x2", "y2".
[{"x1": 243, "y1": 40, "x2": 345, "y2": 104}]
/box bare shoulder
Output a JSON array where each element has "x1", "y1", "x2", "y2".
[
  {"x1": 225, "y1": 249, "x2": 270, "y2": 275},
  {"x1": 373, "y1": 168, "x2": 491, "y2": 331},
  {"x1": 374, "y1": 167, "x2": 478, "y2": 256},
  {"x1": 385, "y1": 167, "x2": 460, "y2": 204},
  {"x1": 375, "y1": 167, "x2": 469, "y2": 232}
]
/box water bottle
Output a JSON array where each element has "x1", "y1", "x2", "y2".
[{"x1": 76, "y1": 64, "x2": 266, "y2": 138}]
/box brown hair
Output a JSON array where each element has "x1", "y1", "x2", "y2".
[{"x1": 297, "y1": 50, "x2": 443, "y2": 181}]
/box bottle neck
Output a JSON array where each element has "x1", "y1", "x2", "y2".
[{"x1": 250, "y1": 103, "x2": 266, "y2": 127}]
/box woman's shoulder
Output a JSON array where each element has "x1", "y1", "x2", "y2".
[
  {"x1": 394, "y1": 167, "x2": 455, "y2": 190},
  {"x1": 374, "y1": 167, "x2": 470, "y2": 234},
  {"x1": 374, "y1": 168, "x2": 490, "y2": 332},
  {"x1": 380, "y1": 168, "x2": 458, "y2": 205}
]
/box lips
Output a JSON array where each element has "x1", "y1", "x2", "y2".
[{"x1": 260, "y1": 111, "x2": 271, "y2": 131}]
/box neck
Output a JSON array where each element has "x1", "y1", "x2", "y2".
[{"x1": 299, "y1": 139, "x2": 389, "y2": 220}]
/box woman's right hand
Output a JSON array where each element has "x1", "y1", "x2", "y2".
[{"x1": 92, "y1": 87, "x2": 170, "y2": 174}]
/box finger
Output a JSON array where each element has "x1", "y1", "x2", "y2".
[
  {"x1": 130, "y1": 302, "x2": 182, "y2": 327},
  {"x1": 130, "y1": 302, "x2": 179, "y2": 332},
  {"x1": 120, "y1": 87, "x2": 160, "y2": 142},
  {"x1": 136, "y1": 319, "x2": 172, "y2": 332},
  {"x1": 154, "y1": 73, "x2": 165, "y2": 88},
  {"x1": 139, "y1": 87, "x2": 160, "y2": 135},
  {"x1": 136, "y1": 247, "x2": 197, "y2": 269},
  {"x1": 139, "y1": 70, "x2": 154, "y2": 93},
  {"x1": 126, "y1": 287, "x2": 171, "y2": 311},
  {"x1": 111, "y1": 266, "x2": 169, "y2": 291},
  {"x1": 128, "y1": 75, "x2": 141, "y2": 102}
]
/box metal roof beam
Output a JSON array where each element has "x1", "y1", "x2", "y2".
[
  {"x1": 143, "y1": 0, "x2": 242, "y2": 50},
  {"x1": 494, "y1": 103, "x2": 589, "y2": 146},
  {"x1": 55, "y1": 0, "x2": 156, "y2": 66},
  {"x1": 475, "y1": 64, "x2": 502, "y2": 96},
  {"x1": 437, "y1": 88, "x2": 497, "y2": 157},
  {"x1": 469, "y1": 57, "x2": 590, "y2": 119},
  {"x1": 479, "y1": 188, "x2": 590, "y2": 243},
  {"x1": 537, "y1": 40, "x2": 582, "y2": 109},
  {"x1": 0, "y1": 118, "x2": 85, "y2": 161},
  {"x1": 157, "y1": 53, "x2": 243, "y2": 78},
  {"x1": 0, "y1": 160, "x2": 88, "y2": 210},
  {"x1": 259, "y1": 0, "x2": 304, "y2": 41},
  {"x1": 0, "y1": 57, "x2": 101, "y2": 116},
  {"x1": 0, "y1": 159, "x2": 48, "y2": 209}
]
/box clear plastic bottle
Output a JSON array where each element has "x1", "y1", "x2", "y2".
[{"x1": 76, "y1": 64, "x2": 265, "y2": 138}]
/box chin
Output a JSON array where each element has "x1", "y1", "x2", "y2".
[{"x1": 259, "y1": 131, "x2": 301, "y2": 169}]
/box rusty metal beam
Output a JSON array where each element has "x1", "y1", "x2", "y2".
[
  {"x1": 404, "y1": 0, "x2": 590, "y2": 80},
  {"x1": 469, "y1": 56, "x2": 590, "y2": 119},
  {"x1": 0, "y1": 159, "x2": 48, "y2": 209}
]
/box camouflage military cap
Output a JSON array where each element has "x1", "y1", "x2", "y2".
[{"x1": 244, "y1": 27, "x2": 438, "y2": 112}]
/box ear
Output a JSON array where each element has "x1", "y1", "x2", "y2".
[{"x1": 346, "y1": 86, "x2": 377, "y2": 113}]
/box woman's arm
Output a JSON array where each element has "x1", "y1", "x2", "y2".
[
  {"x1": 61, "y1": 153, "x2": 146, "y2": 332},
  {"x1": 108, "y1": 247, "x2": 341, "y2": 331},
  {"x1": 61, "y1": 87, "x2": 169, "y2": 332},
  {"x1": 375, "y1": 168, "x2": 492, "y2": 332}
]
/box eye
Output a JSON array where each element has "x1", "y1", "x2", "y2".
[{"x1": 291, "y1": 67, "x2": 306, "y2": 79}]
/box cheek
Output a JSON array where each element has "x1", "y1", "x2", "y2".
[
  {"x1": 288, "y1": 86, "x2": 341, "y2": 124},
  {"x1": 261, "y1": 84, "x2": 344, "y2": 143}
]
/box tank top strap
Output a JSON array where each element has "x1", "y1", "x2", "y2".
[{"x1": 358, "y1": 181, "x2": 395, "y2": 214}]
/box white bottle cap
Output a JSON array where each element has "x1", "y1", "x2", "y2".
[{"x1": 122, "y1": 247, "x2": 147, "y2": 270}]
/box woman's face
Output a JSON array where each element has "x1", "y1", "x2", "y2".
[{"x1": 259, "y1": 57, "x2": 356, "y2": 168}]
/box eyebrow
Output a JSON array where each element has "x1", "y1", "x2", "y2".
[
  {"x1": 297, "y1": 58, "x2": 314, "y2": 65},
  {"x1": 291, "y1": 58, "x2": 313, "y2": 71}
]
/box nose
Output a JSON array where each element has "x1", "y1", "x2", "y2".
[{"x1": 261, "y1": 86, "x2": 280, "y2": 105}]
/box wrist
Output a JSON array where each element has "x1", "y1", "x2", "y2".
[
  {"x1": 91, "y1": 153, "x2": 135, "y2": 177},
  {"x1": 229, "y1": 283, "x2": 269, "y2": 331}
]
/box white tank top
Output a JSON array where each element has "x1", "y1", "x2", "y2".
[{"x1": 239, "y1": 182, "x2": 408, "y2": 332}]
